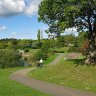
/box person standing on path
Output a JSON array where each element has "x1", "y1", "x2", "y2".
[{"x1": 39, "y1": 58, "x2": 43, "y2": 67}]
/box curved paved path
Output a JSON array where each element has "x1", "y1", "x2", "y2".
[{"x1": 10, "y1": 53, "x2": 96, "y2": 96}]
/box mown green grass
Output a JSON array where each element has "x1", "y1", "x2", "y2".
[
  {"x1": 0, "y1": 67, "x2": 51, "y2": 96},
  {"x1": 29, "y1": 59, "x2": 96, "y2": 93},
  {"x1": 54, "y1": 47, "x2": 68, "y2": 53},
  {"x1": 44, "y1": 54, "x2": 58, "y2": 65},
  {"x1": 29, "y1": 49, "x2": 40, "y2": 53}
]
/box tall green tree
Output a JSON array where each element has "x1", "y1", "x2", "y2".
[
  {"x1": 38, "y1": 0, "x2": 64, "y2": 37},
  {"x1": 37, "y1": 29, "x2": 41, "y2": 43},
  {"x1": 39, "y1": 0, "x2": 96, "y2": 64},
  {"x1": 37, "y1": 29, "x2": 42, "y2": 48}
]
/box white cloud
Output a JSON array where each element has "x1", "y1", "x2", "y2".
[
  {"x1": 0, "y1": 26, "x2": 7, "y2": 31},
  {"x1": 11, "y1": 32, "x2": 17, "y2": 36},
  {"x1": 0, "y1": 0, "x2": 41, "y2": 17},
  {"x1": 40, "y1": 26, "x2": 49, "y2": 38},
  {"x1": 64, "y1": 27, "x2": 78, "y2": 36},
  {"x1": 0, "y1": 0, "x2": 25, "y2": 17},
  {"x1": 25, "y1": 0, "x2": 41, "y2": 16}
]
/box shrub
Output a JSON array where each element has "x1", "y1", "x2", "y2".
[
  {"x1": 41, "y1": 41, "x2": 50, "y2": 52},
  {"x1": 31, "y1": 50, "x2": 48, "y2": 61},
  {"x1": 0, "y1": 49, "x2": 23, "y2": 68},
  {"x1": 30, "y1": 41, "x2": 54, "y2": 65},
  {"x1": 24, "y1": 49, "x2": 29, "y2": 53},
  {"x1": 37, "y1": 42, "x2": 43, "y2": 48},
  {"x1": 32, "y1": 42, "x2": 38, "y2": 49}
]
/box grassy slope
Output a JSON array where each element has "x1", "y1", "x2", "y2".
[
  {"x1": 44, "y1": 54, "x2": 58, "y2": 65},
  {"x1": 0, "y1": 68, "x2": 50, "y2": 96},
  {"x1": 29, "y1": 59, "x2": 96, "y2": 93}
]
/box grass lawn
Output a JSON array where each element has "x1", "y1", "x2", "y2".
[
  {"x1": 44, "y1": 54, "x2": 58, "y2": 65},
  {"x1": 0, "y1": 67, "x2": 51, "y2": 96},
  {"x1": 29, "y1": 59, "x2": 96, "y2": 93},
  {"x1": 29, "y1": 49, "x2": 40, "y2": 53},
  {"x1": 54, "y1": 47, "x2": 68, "y2": 53}
]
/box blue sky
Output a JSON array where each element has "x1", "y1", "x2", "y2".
[
  {"x1": 0, "y1": 0, "x2": 78, "y2": 40},
  {"x1": 0, "y1": 14, "x2": 48, "y2": 39},
  {"x1": 0, "y1": 0, "x2": 48, "y2": 40}
]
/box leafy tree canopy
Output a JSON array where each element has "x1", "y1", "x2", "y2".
[
  {"x1": 39, "y1": 0, "x2": 96, "y2": 32},
  {"x1": 39, "y1": 0, "x2": 96, "y2": 64}
]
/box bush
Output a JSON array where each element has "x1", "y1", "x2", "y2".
[
  {"x1": 30, "y1": 41, "x2": 54, "y2": 65},
  {"x1": 31, "y1": 50, "x2": 48, "y2": 61},
  {"x1": 37, "y1": 42, "x2": 43, "y2": 48},
  {"x1": 32, "y1": 42, "x2": 38, "y2": 49},
  {"x1": 0, "y1": 43, "x2": 8, "y2": 49},
  {"x1": 41, "y1": 41, "x2": 50, "y2": 52},
  {"x1": 0, "y1": 49, "x2": 23, "y2": 68},
  {"x1": 24, "y1": 49, "x2": 29, "y2": 53}
]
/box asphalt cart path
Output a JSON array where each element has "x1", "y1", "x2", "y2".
[{"x1": 10, "y1": 53, "x2": 96, "y2": 96}]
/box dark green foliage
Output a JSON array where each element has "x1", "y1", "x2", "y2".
[
  {"x1": 17, "y1": 39, "x2": 32, "y2": 49},
  {"x1": 37, "y1": 29, "x2": 41, "y2": 43},
  {"x1": 0, "y1": 42, "x2": 8, "y2": 49},
  {"x1": 37, "y1": 30, "x2": 43, "y2": 48},
  {"x1": 0, "y1": 39, "x2": 33, "y2": 49},
  {"x1": 38, "y1": 0, "x2": 65, "y2": 37},
  {"x1": 41, "y1": 41, "x2": 50, "y2": 53},
  {"x1": 57, "y1": 36, "x2": 65, "y2": 47},
  {"x1": 39, "y1": 0, "x2": 96, "y2": 64},
  {"x1": 0, "y1": 49, "x2": 23, "y2": 68},
  {"x1": 32, "y1": 42, "x2": 39, "y2": 49},
  {"x1": 24, "y1": 49, "x2": 29, "y2": 53},
  {"x1": 36, "y1": 50, "x2": 48, "y2": 60},
  {"x1": 37, "y1": 42, "x2": 43, "y2": 49},
  {"x1": 32, "y1": 41, "x2": 54, "y2": 62},
  {"x1": 73, "y1": 39, "x2": 79, "y2": 47},
  {"x1": 36, "y1": 41, "x2": 51, "y2": 60},
  {"x1": 77, "y1": 32, "x2": 87, "y2": 46}
]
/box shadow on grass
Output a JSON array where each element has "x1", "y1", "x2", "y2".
[
  {"x1": 73, "y1": 59, "x2": 85, "y2": 67},
  {"x1": 68, "y1": 59, "x2": 96, "y2": 67},
  {"x1": 67, "y1": 59, "x2": 85, "y2": 67}
]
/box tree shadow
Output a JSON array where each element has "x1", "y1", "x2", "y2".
[
  {"x1": 67, "y1": 59, "x2": 85, "y2": 67},
  {"x1": 73, "y1": 59, "x2": 85, "y2": 67},
  {"x1": 71, "y1": 59, "x2": 96, "y2": 67}
]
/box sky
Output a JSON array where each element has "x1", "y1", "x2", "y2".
[{"x1": 0, "y1": 0, "x2": 78, "y2": 40}]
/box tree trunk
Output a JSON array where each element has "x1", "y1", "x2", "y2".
[
  {"x1": 85, "y1": 41, "x2": 96, "y2": 64},
  {"x1": 85, "y1": 19, "x2": 96, "y2": 64}
]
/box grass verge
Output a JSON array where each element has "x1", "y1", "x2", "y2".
[
  {"x1": 0, "y1": 67, "x2": 51, "y2": 96},
  {"x1": 29, "y1": 59, "x2": 96, "y2": 93},
  {"x1": 44, "y1": 54, "x2": 58, "y2": 65}
]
